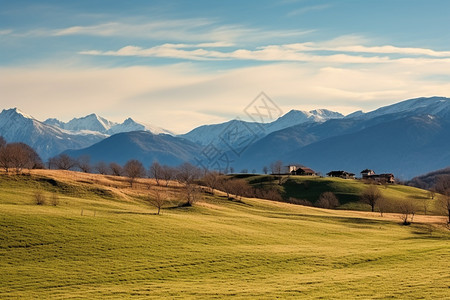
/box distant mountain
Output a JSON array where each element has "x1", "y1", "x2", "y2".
[
  {"x1": 45, "y1": 114, "x2": 173, "y2": 136},
  {"x1": 346, "y1": 96, "x2": 450, "y2": 120},
  {"x1": 181, "y1": 108, "x2": 343, "y2": 147},
  {"x1": 233, "y1": 97, "x2": 450, "y2": 179},
  {"x1": 64, "y1": 131, "x2": 201, "y2": 166},
  {"x1": 0, "y1": 108, "x2": 106, "y2": 160}
]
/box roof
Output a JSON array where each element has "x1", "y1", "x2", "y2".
[{"x1": 297, "y1": 167, "x2": 316, "y2": 173}]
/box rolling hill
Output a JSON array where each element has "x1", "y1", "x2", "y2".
[{"x1": 0, "y1": 170, "x2": 448, "y2": 298}]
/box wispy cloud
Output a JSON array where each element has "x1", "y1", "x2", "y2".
[
  {"x1": 49, "y1": 19, "x2": 312, "y2": 44},
  {"x1": 287, "y1": 4, "x2": 332, "y2": 16},
  {"x1": 79, "y1": 38, "x2": 450, "y2": 64},
  {"x1": 0, "y1": 29, "x2": 13, "y2": 35}
]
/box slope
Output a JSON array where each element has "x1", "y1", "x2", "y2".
[{"x1": 0, "y1": 170, "x2": 448, "y2": 299}]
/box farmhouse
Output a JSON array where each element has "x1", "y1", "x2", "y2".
[
  {"x1": 327, "y1": 170, "x2": 355, "y2": 179},
  {"x1": 360, "y1": 169, "x2": 395, "y2": 183},
  {"x1": 285, "y1": 165, "x2": 317, "y2": 176}
]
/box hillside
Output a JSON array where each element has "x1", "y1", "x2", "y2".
[
  {"x1": 234, "y1": 174, "x2": 443, "y2": 213},
  {"x1": 0, "y1": 170, "x2": 448, "y2": 299}
]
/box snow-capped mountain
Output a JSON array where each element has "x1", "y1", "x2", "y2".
[
  {"x1": 0, "y1": 108, "x2": 106, "y2": 160},
  {"x1": 346, "y1": 96, "x2": 450, "y2": 120},
  {"x1": 266, "y1": 109, "x2": 344, "y2": 133},
  {"x1": 181, "y1": 108, "x2": 344, "y2": 147},
  {"x1": 108, "y1": 118, "x2": 174, "y2": 135},
  {"x1": 45, "y1": 114, "x2": 173, "y2": 136}
]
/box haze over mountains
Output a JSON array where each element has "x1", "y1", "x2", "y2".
[{"x1": 0, "y1": 96, "x2": 449, "y2": 178}]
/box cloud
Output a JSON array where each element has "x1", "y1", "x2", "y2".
[
  {"x1": 2, "y1": 56, "x2": 450, "y2": 133},
  {"x1": 287, "y1": 4, "x2": 332, "y2": 16},
  {"x1": 49, "y1": 19, "x2": 312, "y2": 44},
  {"x1": 79, "y1": 39, "x2": 450, "y2": 64},
  {"x1": 0, "y1": 29, "x2": 13, "y2": 35}
]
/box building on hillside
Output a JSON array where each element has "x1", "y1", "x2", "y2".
[
  {"x1": 360, "y1": 169, "x2": 395, "y2": 183},
  {"x1": 361, "y1": 169, "x2": 375, "y2": 178},
  {"x1": 327, "y1": 170, "x2": 355, "y2": 179},
  {"x1": 285, "y1": 165, "x2": 317, "y2": 176}
]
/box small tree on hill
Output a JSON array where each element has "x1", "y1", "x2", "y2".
[
  {"x1": 123, "y1": 159, "x2": 146, "y2": 187},
  {"x1": 52, "y1": 154, "x2": 77, "y2": 170},
  {"x1": 316, "y1": 192, "x2": 340, "y2": 209},
  {"x1": 95, "y1": 161, "x2": 109, "y2": 175},
  {"x1": 146, "y1": 190, "x2": 165, "y2": 215},
  {"x1": 361, "y1": 185, "x2": 382, "y2": 212},
  {"x1": 203, "y1": 171, "x2": 221, "y2": 195},
  {"x1": 109, "y1": 162, "x2": 123, "y2": 176},
  {"x1": 398, "y1": 199, "x2": 416, "y2": 225},
  {"x1": 77, "y1": 155, "x2": 91, "y2": 173},
  {"x1": 149, "y1": 161, "x2": 163, "y2": 186}
]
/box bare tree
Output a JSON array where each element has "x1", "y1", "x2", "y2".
[
  {"x1": 149, "y1": 161, "x2": 163, "y2": 186},
  {"x1": 161, "y1": 165, "x2": 175, "y2": 187},
  {"x1": 398, "y1": 199, "x2": 416, "y2": 225},
  {"x1": 270, "y1": 160, "x2": 283, "y2": 175},
  {"x1": 77, "y1": 155, "x2": 91, "y2": 173},
  {"x1": 95, "y1": 161, "x2": 109, "y2": 175},
  {"x1": 34, "y1": 191, "x2": 46, "y2": 205},
  {"x1": 123, "y1": 159, "x2": 146, "y2": 187},
  {"x1": 183, "y1": 183, "x2": 202, "y2": 206},
  {"x1": 376, "y1": 197, "x2": 390, "y2": 217},
  {"x1": 0, "y1": 142, "x2": 43, "y2": 172},
  {"x1": 262, "y1": 166, "x2": 268, "y2": 175},
  {"x1": 434, "y1": 175, "x2": 450, "y2": 223},
  {"x1": 316, "y1": 192, "x2": 340, "y2": 209},
  {"x1": 289, "y1": 197, "x2": 313, "y2": 206},
  {"x1": 203, "y1": 171, "x2": 221, "y2": 195},
  {"x1": 176, "y1": 162, "x2": 201, "y2": 184},
  {"x1": 109, "y1": 162, "x2": 123, "y2": 176},
  {"x1": 361, "y1": 184, "x2": 382, "y2": 212},
  {"x1": 52, "y1": 154, "x2": 77, "y2": 170},
  {"x1": 146, "y1": 190, "x2": 165, "y2": 214}
]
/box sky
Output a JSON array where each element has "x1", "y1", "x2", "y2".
[{"x1": 2, "y1": 0, "x2": 450, "y2": 133}]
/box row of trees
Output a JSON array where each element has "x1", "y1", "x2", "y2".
[{"x1": 0, "y1": 136, "x2": 43, "y2": 172}]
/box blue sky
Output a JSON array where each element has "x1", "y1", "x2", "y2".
[{"x1": 2, "y1": 0, "x2": 450, "y2": 133}]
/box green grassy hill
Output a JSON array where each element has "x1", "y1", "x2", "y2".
[
  {"x1": 0, "y1": 171, "x2": 449, "y2": 299},
  {"x1": 236, "y1": 174, "x2": 441, "y2": 213}
]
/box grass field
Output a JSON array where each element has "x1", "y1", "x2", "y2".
[
  {"x1": 238, "y1": 174, "x2": 442, "y2": 213},
  {"x1": 0, "y1": 170, "x2": 449, "y2": 299}
]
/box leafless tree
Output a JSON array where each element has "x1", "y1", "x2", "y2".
[
  {"x1": 361, "y1": 184, "x2": 382, "y2": 212},
  {"x1": 203, "y1": 171, "x2": 221, "y2": 194},
  {"x1": 95, "y1": 161, "x2": 109, "y2": 175},
  {"x1": 52, "y1": 154, "x2": 77, "y2": 170},
  {"x1": 262, "y1": 166, "x2": 268, "y2": 175},
  {"x1": 146, "y1": 190, "x2": 165, "y2": 214},
  {"x1": 376, "y1": 197, "x2": 391, "y2": 217},
  {"x1": 161, "y1": 165, "x2": 175, "y2": 187},
  {"x1": 34, "y1": 191, "x2": 46, "y2": 205},
  {"x1": 149, "y1": 161, "x2": 163, "y2": 186},
  {"x1": 434, "y1": 175, "x2": 450, "y2": 223},
  {"x1": 183, "y1": 183, "x2": 202, "y2": 206},
  {"x1": 109, "y1": 162, "x2": 123, "y2": 176},
  {"x1": 176, "y1": 162, "x2": 201, "y2": 184},
  {"x1": 123, "y1": 159, "x2": 146, "y2": 187},
  {"x1": 398, "y1": 199, "x2": 416, "y2": 225},
  {"x1": 77, "y1": 155, "x2": 91, "y2": 173},
  {"x1": 316, "y1": 192, "x2": 340, "y2": 209},
  {"x1": 270, "y1": 160, "x2": 283, "y2": 175},
  {"x1": 0, "y1": 142, "x2": 43, "y2": 172}
]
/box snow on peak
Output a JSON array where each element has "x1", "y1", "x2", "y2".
[{"x1": 1, "y1": 107, "x2": 34, "y2": 120}]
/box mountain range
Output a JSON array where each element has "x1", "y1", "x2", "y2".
[
  {"x1": 0, "y1": 109, "x2": 172, "y2": 160},
  {"x1": 0, "y1": 96, "x2": 449, "y2": 178}
]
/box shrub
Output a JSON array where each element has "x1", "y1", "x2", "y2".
[{"x1": 34, "y1": 191, "x2": 46, "y2": 205}]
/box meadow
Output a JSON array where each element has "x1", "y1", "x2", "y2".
[{"x1": 0, "y1": 170, "x2": 449, "y2": 299}]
